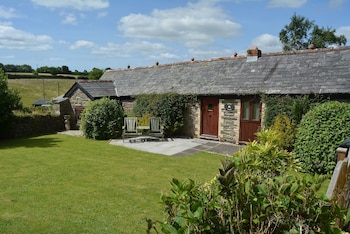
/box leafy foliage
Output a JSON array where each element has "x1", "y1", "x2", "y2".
[
  {"x1": 262, "y1": 94, "x2": 323, "y2": 128},
  {"x1": 132, "y1": 93, "x2": 197, "y2": 136},
  {"x1": 279, "y1": 13, "x2": 347, "y2": 51},
  {"x1": 88, "y1": 67, "x2": 104, "y2": 80},
  {"x1": 80, "y1": 97, "x2": 124, "y2": 140},
  {"x1": 0, "y1": 68, "x2": 22, "y2": 129},
  {"x1": 148, "y1": 129, "x2": 344, "y2": 233},
  {"x1": 294, "y1": 101, "x2": 350, "y2": 174},
  {"x1": 269, "y1": 114, "x2": 297, "y2": 152}
]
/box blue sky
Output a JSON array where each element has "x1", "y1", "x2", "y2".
[{"x1": 0, "y1": 0, "x2": 349, "y2": 72}]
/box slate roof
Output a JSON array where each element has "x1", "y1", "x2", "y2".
[
  {"x1": 32, "y1": 99, "x2": 51, "y2": 107},
  {"x1": 100, "y1": 46, "x2": 350, "y2": 97},
  {"x1": 64, "y1": 80, "x2": 116, "y2": 100}
]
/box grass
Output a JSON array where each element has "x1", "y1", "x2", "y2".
[
  {"x1": 0, "y1": 134, "x2": 224, "y2": 233},
  {"x1": 8, "y1": 79, "x2": 76, "y2": 107}
]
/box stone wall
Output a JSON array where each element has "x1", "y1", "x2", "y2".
[
  {"x1": 0, "y1": 115, "x2": 65, "y2": 139},
  {"x1": 69, "y1": 89, "x2": 92, "y2": 108},
  {"x1": 183, "y1": 102, "x2": 200, "y2": 137},
  {"x1": 219, "y1": 99, "x2": 240, "y2": 143},
  {"x1": 121, "y1": 100, "x2": 134, "y2": 114}
]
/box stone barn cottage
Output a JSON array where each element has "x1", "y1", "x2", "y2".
[
  {"x1": 64, "y1": 80, "x2": 118, "y2": 124},
  {"x1": 66, "y1": 46, "x2": 350, "y2": 143}
]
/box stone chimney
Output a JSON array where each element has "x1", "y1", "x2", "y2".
[{"x1": 247, "y1": 46, "x2": 261, "y2": 57}]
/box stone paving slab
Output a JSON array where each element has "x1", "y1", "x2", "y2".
[
  {"x1": 58, "y1": 130, "x2": 243, "y2": 156},
  {"x1": 109, "y1": 137, "x2": 243, "y2": 156}
]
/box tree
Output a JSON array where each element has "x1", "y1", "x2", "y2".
[
  {"x1": 0, "y1": 68, "x2": 22, "y2": 129},
  {"x1": 88, "y1": 67, "x2": 103, "y2": 80},
  {"x1": 61, "y1": 65, "x2": 71, "y2": 74},
  {"x1": 279, "y1": 13, "x2": 347, "y2": 51}
]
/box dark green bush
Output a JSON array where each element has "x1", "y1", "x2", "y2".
[
  {"x1": 262, "y1": 94, "x2": 324, "y2": 128},
  {"x1": 294, "y1": 101, "x2": 350, "y2": 174},
  {"x1": 80, "y1": 98, "x2": 124, "y2": 140},
  {"x1": 0, "y1": 68, "x2": 22, "y2": 130},
  {"x1": 132, "y1": 93, "x2": 196, "y2": 136},
  {"x1": 148, "y1": 129, "x2": 344, "y2": 233}
]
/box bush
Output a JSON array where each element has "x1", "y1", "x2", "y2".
[
  {"x1": 0, "y1": 68, "x2": 22, "y2": 130},
  {"x1": 294, "y1": 101, "x2": 350, "y2": 174},
  {"x1": 262, "y1": 94, "x2": 324, "y2": 128},
  {"x1": 80, "y1": 98, "x2": 124, "y2": 140},
  {"x1": 269, "y1": 113, "x2": 297, "y2": 152},
  {"x1": 148, "y1": 129, "x2": 344, "y2": 233}
]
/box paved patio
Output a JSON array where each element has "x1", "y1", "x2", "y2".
[
  {"x1": 59, "y1": 131, "x2": 244, "y2": 156},
  {"x1": 109, "y1": 137, "x2": 243, "y2": 156}
]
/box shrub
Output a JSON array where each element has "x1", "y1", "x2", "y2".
[
  {"x1": 294, "y1": 101, "x2": 350, "y2": 174},
  {"x1": 80, "y1": 98, "x2": 124, "y2": 140},
  {"x1": 0, "y1": 68, "x2": 22, "y2": 130},
  {"x1": 262, "y1": 94, "x2": 324, "y2": 128},
  {"x1": 269, "y1": 113, "x2": 297, "y2": 152},
  {"x1": 148, "y1": 129, "x2": 344, "y2": 233}
]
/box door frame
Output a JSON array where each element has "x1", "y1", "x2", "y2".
[
  {"x1": 239, "y1": 97, "x2": 262, "y2": 142},
  {"x1": 200, "y1": 97, "x2": 219, "y2": 137}
]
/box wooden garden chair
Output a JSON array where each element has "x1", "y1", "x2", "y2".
[
  {"x1": 148, "y1": 117, "x2": 164, "y2": 139},
  {"x1": 122, "y1": 117, "x2": 140, "y2": 142}
]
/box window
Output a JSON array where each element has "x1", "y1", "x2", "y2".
[
  {"x1": 242, "y1": 101, "x2": 250, "y2": 120},
  {"x1": 252, "y1": 102, "x2": 260, "y2": 120}
]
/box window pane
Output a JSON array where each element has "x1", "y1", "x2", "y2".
[
  {"x1": 208, "y1": 104, "x2": 213, "y2": 111},
  {"x1": 242, "y1": 101, "x2": 249, "y2": 120},
  {"x1": 252, "y1": 102, "x2": 260, "y2": 120}
]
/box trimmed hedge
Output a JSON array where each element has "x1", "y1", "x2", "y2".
[
  {"x1": 80, "y1": 98, "x2": 124, "y2": 140},
  {"x1": 294, "y1": 101, "x2": 350, "y2": 174}
]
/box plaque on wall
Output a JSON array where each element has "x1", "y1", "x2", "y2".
[{"x1": 224, "y1": 103, "x2": 234, "y2": 111}]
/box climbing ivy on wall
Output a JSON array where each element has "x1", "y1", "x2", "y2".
[
  {"x1": 132, "y1": 93, "x2": 197, "y2": 136},
  {"x1": 262, "y1": 94, "x2": 326, "y2": 128}
]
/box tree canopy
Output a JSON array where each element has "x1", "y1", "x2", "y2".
[
  {"x1": 0, "y1": 68, "x2": 22, "y2": 129},
  {"x1": 88, "y1": 67, "x2": 104, "y2": 80},
  {"x1": 279, "y1": 13, "x2": 347, "y2": 51}
]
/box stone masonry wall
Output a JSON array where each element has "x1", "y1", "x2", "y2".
[
  {"x1": 219, "y1": 99, "x2": 240, "y2": 143},
  {"x1": 0, "y1": 115, "x2": 65, "y2": 139},
  {"x1": 70, "y1": 89, "x2": 92, "y2": 108}
]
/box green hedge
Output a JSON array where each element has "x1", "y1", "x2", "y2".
[
  {"x1": 262, "y1": 94, "x2": 324, "y2": 128},
  {"x1": 294, "y1": 101, "x2": 350, "y2": 174},
  {"x1": 80, "y1": 98, "x2": 124, "y2": 140}
]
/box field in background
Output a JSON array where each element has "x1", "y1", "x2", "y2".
[{"x1": 8, "y1": 79, "x2": 76, "y2": 107}]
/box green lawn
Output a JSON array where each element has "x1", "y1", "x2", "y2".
[{"x1": 0, "y1": 134, "x2": 224, "y2": 233}]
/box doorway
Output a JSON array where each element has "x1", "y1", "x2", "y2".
[
  {"x1": 240, "y1": 98, "x2": 261, "y2": 142},
  {"x1": 201, "y1": 98, "x2": 219, "y2": 138}
]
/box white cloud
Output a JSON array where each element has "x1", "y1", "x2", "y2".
[
  {"x1": 250, "y1": 34, "x2": 282, "y2": 53},
  {"x1": 0, "y1": 6, "x2": 18, "y2": 19},
  {"x1": 70, "y1": 40, "x2": 96, "y2": 49},
  {"x1": 118, "y1": 1, "x2": 241, "y2": 48},
  {"x1": 0, "y1": 24, "x2": 53, "y2": 50},
  {"x1": 62, "y1": 13, "x2": 78, "y2": 25},
  {"x1": 31, "y1": 0, "x2": 109, "y2": 11},
  {"x1": 97, "y1": 11, "x2": 108, "y2": 18},
  {"x1": 70, "y1": 40, "x2": 169, "y2": 59},
  {"x1": 336, "y1": 26, "x2": 350, "y2": 42},
  {"x1": 267, "y1": 0, "x2": 307, "y2": 8}
]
